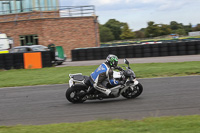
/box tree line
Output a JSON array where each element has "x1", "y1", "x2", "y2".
[{"x1": 99, "y1": 19, "x2": 200, "y2": 42}]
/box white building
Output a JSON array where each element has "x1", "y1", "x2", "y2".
[{"x1": 189, "y1": 31, "x2": 200, "y2": 36}]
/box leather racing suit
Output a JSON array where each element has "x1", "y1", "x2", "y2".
[{"x1": 89, "y1": 62, "x2": 119, "y2": 95}]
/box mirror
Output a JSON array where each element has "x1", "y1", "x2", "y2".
[{"x1": 124, "y1": 58, "x2": 129, "y2": 65}]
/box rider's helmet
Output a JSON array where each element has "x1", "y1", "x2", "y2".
[{"x1": 106, "y1": 54, "x2": 118, "y2": 68}]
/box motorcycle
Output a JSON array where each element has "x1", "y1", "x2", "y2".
[{"x1": 66, "y1": 59, "x2": 143, "y2": 103}]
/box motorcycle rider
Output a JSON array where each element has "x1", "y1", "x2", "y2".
[{"x1": 89, "y1": 54, "x2": 123, "y2": 96}]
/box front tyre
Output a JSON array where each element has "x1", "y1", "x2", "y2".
[
  {"x1": 66, "y1": 84, "x2": 87, "y2": 103},
  {"x1": 121, "y1": 83, "x2": 143, "y2": 99}
]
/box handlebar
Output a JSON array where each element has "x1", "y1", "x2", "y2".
[{"x1": 115, "y1": 66, "x2": 124, "y2": 71}]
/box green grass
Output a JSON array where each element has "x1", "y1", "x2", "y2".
[
  {"x1": 0, "y1": 115, "x2": 200, "y2": 133},
  {"x1": 0, "y1": 61, "x2": 200, "y2": 88}
]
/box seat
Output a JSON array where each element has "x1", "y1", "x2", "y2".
[{"x1": 71, "y1": 74, "x2": 84, "y2": 81}]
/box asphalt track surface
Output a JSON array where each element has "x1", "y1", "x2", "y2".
[{"x1": 1, "y1": 76, "x2": 200, "y2": 126}]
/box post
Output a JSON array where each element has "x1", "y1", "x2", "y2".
[{"x1": 93, "y1": 14, "x2": 99, "y2": 47}]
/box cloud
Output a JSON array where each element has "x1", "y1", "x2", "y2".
[
  {"x1": 89, "y1": 0, "x2": 121, "y2": 5},
  {"x1": 59, "y1": 0, "x2": 200, "y2": 30},
  {"x1": 59, "y1": 0, "x2": 191, "y2": 12},
  {"x1": 157, "y1": 0, "x2": 189, "y2": 11}
]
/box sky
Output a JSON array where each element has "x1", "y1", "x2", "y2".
[{"x1": 59, "y1": 0, "x2": 200, "y2": 31}]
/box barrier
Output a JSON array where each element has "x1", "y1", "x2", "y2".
[
  {"x1": 0, "y1": 54, "x2": 4, "y2": 69},
  {"x1": 86, "y1": 48, "x2": 94, "y2": 60},
  {"x1": 0, "y1": 51, "x2": 52, "y2": 70},
  {"x1": 71, "y1": 40, "x2": 200, "y2": 61},
  {"x1": 93, "y1": 48, "x2": 102, "y2": 60},
  {"x1": 159, "y1": 43, "x2": 168, "y2": 56},
  {"x1": 143, "y1": 44, "x2": 151, "y2": 57},
  {"x1": 151, "y1": 44, "x2": 159, "y2": 57},
  {"x1": 197, "y1": 41, "x2": 200, "y2": 54},
  {"x1": 177, "y1": 42, "x2": 186, "y2": 55},
  {"x1": 41, "y1": 51, "x2": 52, "y2": 67},
  {"x1": 24, "y1": 52, "x2": 42, "y2": 69},
  {"x1": 13, "y1": 53, "x2": 24, "y2": 69},
  {"x1": 168, "y1": 43, "x2": 175, "y2": 55},
  {"x1": 126, "y1": 46, "x2": 135, "y2": 58}
]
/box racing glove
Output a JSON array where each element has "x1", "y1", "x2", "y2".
[{"x1": 115, "y1": 66, "x2": 123, "y2": 71}]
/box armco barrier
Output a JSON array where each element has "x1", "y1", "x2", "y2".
[
  {"x1": 0, "y1": 51, "x2": 52, "y2": 70},
  {"x1": 71, "y1": 40, "x2": 200, "y2": 61}
]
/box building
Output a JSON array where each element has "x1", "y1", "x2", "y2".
[
  {"x1": 189, "y1": 31, "x2": 200, "y2": 36},
  {"x1": 0, "y1": 0, "x2": 100, "y2": 58}
]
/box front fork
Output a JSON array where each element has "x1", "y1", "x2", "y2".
[{"x1": 120, "y1": 78, "x2": 139, "y2": 93}]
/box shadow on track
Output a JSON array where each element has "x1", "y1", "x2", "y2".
[{"x1": 65, "y1": 97, "x2": 144, "y2": 105}]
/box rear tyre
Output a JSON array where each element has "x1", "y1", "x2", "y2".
[
  {"x1": 121, "y1": 83, "x2": 143, "y2": 99},
  {"x1": 66, "y1": 84, "x2": 87, "y2": 103}
]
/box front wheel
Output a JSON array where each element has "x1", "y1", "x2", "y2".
[
  {"x1": 66, "y1": 84, "x2": 87, "y2": 103},
  {"x1": 121, "y1": 83, "x2": 143, "y2": 99}
]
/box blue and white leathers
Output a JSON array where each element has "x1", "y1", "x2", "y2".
[
  {"x1": 91, "y1": 63, "x2": 119, "y2": 85},
  {"x1": 90, "y1": 63, "x2": 119, "y2": 95},
  {"x1": 91, "y1": 63, "x2": 108, "y2": 82}
]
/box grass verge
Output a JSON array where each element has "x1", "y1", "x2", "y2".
[
  {"x1": 0, "y1": 61, "x2": 199, "y2": 88},
  {"x1": 0, "y1": 115, "x2": 200, "y2": 133}
]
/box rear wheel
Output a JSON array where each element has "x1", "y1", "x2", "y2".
[
  {"x1": 66, "y1": 84, "x2": 87, "y2": 103},
  {"x1": 121, "y1": 83, "x2": 143, "y2": 99}
]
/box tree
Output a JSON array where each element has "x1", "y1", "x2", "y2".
[
  {"x1": 120, "y1": 23, "x2": 135, "y2": 40},
  {"x1": 145, "y1": 21, "x2": 161, "y2": 37},
  {"x1": 99, "y1": 25, "x2": 114, "y2": 42},
  {"x1": 159, "y1": 24, "x2": 172, "y2": 36},
  {"x1": 193, "y1": 24, "x2": 200, "y2": 31},
  {"x1": 104, "y1": 19, "x2": 125, "y2": 40},
  {"x1": 175, "y1": 29, "x2": 186, "y2": 35},
  {"x1": 170, "y1": 21, "x2": 182, "y2": 30},
  {"x1": 183, "y1": 23, "x2": 192, "y2": 33},
  {"x1": 134, "y1": 30, "x2": 145, "y2": 38}
]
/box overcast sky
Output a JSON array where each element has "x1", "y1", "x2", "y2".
[{"x1": 59, "y1": 0, "x2": 200, "y2": 31}]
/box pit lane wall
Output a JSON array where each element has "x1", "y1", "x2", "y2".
[
  {"x1": 0, "y1": 51, "x2": 52, "y2": 70},
  {"x1": 71, "y1": 41, "x2": 200, "y2": 61}
]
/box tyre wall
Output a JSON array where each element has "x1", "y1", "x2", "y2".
[
  {"x1": 71, "y1": 41, "x2": 200, "y2": 61},
  {"x1": 0, "y1": 51, "x2": 52, "y2": 70}
]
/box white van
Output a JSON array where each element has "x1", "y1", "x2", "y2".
[{"x1": 0, "y1": 33, "x2": 10, "y2": 54}]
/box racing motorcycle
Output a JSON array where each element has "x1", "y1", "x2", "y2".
[{"x1": 65, "y1": 59, "x2": 143, "y2": 103}]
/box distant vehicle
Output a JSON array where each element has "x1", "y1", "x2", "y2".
[
  {"x1": 10, "y1": 45, "x2": 48, "y2": 53},
  {"x1": 0, "y1": 33, "x2": 11, "y2": 54},
  {"x1": 10, "y1": 45, "x2": 66, "y2": 65}
]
